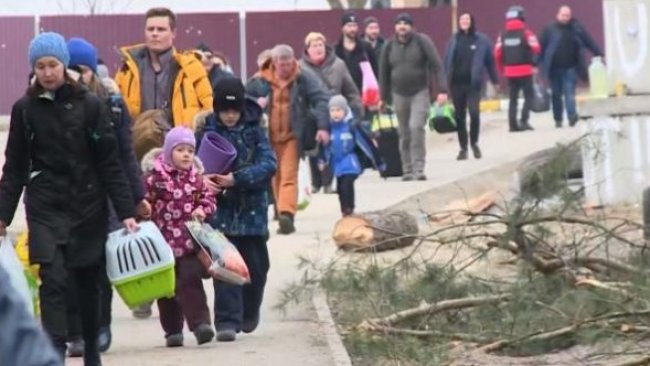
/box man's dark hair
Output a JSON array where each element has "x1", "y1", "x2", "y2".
[{"x1": 145, "y1": 7, "x2": 177, "y2": 30}]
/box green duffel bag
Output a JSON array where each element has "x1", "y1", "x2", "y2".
[{"x1": 428, "y1": 103, "x2": 457, "y2": 134}]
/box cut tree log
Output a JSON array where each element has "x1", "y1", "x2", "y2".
[
  {"x1": 429, "y1": 191, "x2": 497, "y2": 225},
  {"x1": 332, "y1": 210, "x2": 419, "y2": 252}
]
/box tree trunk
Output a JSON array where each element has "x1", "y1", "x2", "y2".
[
  {"x1": 327, "y1": 0, "x2": 344, "y2": 8},
  {"x1": 332, "y1": 210, "x2": 419, "y2": 252}
]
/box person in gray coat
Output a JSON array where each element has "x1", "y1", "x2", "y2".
[
  {"x1": 379, "y1": 13, "x2": 448, "y2": 181},
  {"x1": 300, "y1": 32, "x2": 363, "y2": 119},
  {"x1": 0, "y1": 264, "x2": 62, "y2": 366},
  {"x1": 300, "y1": 32, "x2": 363, "y2": 194}
]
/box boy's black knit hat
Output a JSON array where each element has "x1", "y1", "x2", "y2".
[
  {"x1": 213, "y1": 78, "x2": 245, "y2": 113},
  {"x1": 395, "y1": 13, "x2": 414, "y2": 26}
]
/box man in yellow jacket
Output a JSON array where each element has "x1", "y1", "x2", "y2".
[
  {"x1": 115, "y1": 8, "x2": 212, "y2": 320},
  {"x1": 115, "y1": 7, "x2": 213, "y2": 128}
]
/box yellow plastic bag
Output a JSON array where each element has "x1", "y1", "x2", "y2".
[{"x1": 15, "y1": 231, "x2": 40, "y2": 316}]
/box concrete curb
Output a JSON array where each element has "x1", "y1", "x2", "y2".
[
  {"x1": 312, "y1": 290, "x2": 353, "y2": 366},
  {"x1": 480, "y1": 94, "x2": 595, "y2": 113}
]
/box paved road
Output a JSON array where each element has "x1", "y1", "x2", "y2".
[{"x1": 0, "y1": 112, "x2": 580, "y2": 365}]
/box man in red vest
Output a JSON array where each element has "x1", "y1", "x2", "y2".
[{"x1": 495, "y1": 5, "x2": 541, "y2": 132}]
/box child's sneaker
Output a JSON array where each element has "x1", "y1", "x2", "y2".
[
  {"x1": 216, "y1": 329, "x2": 237, "y2": 342},
  {"x1": 165, "y1": 333, "x2": 184, "y2": 347},
  {"x1": 193, "y1": 324, "x2": 215, "y2": 345}
]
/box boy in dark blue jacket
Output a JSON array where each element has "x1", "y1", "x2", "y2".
[
  {"x1": 197, "y1": 78, "x2": 277, "y2": 342},
  {"x1": 320, "y1": 95, "x2": 385, "y2": 216}
]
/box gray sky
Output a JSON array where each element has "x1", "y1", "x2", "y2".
[{"x1": 0, "y1": 0, "x2": 333, "y2": 15}]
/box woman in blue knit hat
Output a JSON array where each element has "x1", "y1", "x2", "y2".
[
  {"x1": 64, "y1": 36, "x2": 151, "y2": 357},
  {"x1": 0, "y1": 32, "x2": 138, "y2": 366}
]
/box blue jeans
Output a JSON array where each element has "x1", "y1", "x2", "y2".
[{"x1": 549, "y1": 68, "x2": 578, "y2": 123}]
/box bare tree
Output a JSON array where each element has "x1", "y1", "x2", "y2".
[
  {"x1": 327, "y1": 0, "x2": 369, "y2": 9},
  {"x1": 56, "y1": 0, "x2": 135, "y2": 15}
]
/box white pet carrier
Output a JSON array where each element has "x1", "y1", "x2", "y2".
[{"x1": 105, "y1": 221, "x2": 175, "y2": 308}]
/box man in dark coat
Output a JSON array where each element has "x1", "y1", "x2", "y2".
[
  {"x1": 335, "y1": 11, "x2": 379, "y2": 92},
  {"x1": 362, "y1": 16, "x2": 386, "y2": 63},
  {"x1": 539, "y1": 5, "x2": 603, "y2": 127}
]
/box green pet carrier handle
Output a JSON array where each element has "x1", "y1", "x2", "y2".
[{"x1": 427, "y1": 103, "x2": 457, "y2": 132}]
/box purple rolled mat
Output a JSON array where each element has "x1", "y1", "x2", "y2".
[{"x1": 198, "y1": 132, "x2": 237, "y2": 174}]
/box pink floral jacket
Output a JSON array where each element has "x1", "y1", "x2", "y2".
[{"x1": 142, "y1": 148, "x2": 216, "y2": 258}]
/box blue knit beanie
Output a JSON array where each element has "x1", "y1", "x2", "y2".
[
  {"x1": 28, "y1": 32, "x2": 70, "y2": 69},
  {"x1": 67, "y1": 37, "x2": 98, "y2": 73}
]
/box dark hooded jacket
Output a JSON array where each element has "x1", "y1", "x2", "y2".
[
  {"x1": 444, "y1": 14, "x2": 499, "y2": 89},
  {"x1": 99, "y1": 79, "x2": 145, "y2": 230},
  {"x1": 335, "y1": 36, "x2": 379, "y2": 92},
  {"x1": 196, "y1": 99, "x2": 277, "y2": 237},
  {"x1": 0, "y1": 82, "x2": 135, "y2": 266},
  {"x1": 539, "y1": 18, "x2": 602, "y2": 81}
]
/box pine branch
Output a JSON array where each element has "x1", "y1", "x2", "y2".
[
  {"x1": 359, "y1": 324, "x2": 491, "y2": 343},
  {"x1": 360, "y1": 294, "x2": 511, "y2": 328}
]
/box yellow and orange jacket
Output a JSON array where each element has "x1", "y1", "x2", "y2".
[{"x1": 115, "y1": 44, "x2": 213, "y2": 129}]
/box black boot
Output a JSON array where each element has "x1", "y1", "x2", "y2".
[
  {"x1": 471, "y1": 145, "x2": 482, "y2": 159},
  {"x1": 98, "y1": 326, "x2": 112, "y2": 353},
  {"x1": 520, "y1": 121, "x2": 534, "y2": 131},
  {"x1": 54, "y1": 343, "x2": 67, "y2": 363},
  {"x1": 83, "y1": 341, "x2": 102, "y2": 366},
  {"x1": 456, "y1": 149, "x2": 468, "y2": 160},
  {"x1": 277, "y1": 213, "x2": 295, "y2": 235}
]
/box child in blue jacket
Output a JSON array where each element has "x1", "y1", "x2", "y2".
[
  {"x1": 320, "y1": 95, "x2": 385, "y2": 216},
  {"x1": 196, "y1": 78, "x2": 277, "y2": 342}
]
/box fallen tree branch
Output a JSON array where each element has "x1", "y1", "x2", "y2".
[
  {"x1": 519, "y1": 216, "x2": 643, "y2": 249},
  {"x1": 620, "y1": 324, "x2": 650, "y2": 334},
  {"x1": 576, "y1": 279, "x2": 635, "y2": 299},
  {"x1": 361, "y1": 294, "x2": 511, "y2": 328},
  {"x1": 476, "y1": 309, "x2": 650, "y2": 354},
  {"x1": 476, "y1": 325, "x2": 577, "y2": 354},
  {"x1": 360, "y1": 323, "x2": 491, "y2": 343},
  {"x1": 613, "y1": 355, "x2": 650, "y2": 366}
]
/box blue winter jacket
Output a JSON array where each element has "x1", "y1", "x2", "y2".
[
  {"x1": 444, "y1": 31, "x2": 499, "y2": 89},
  {"x1": 539, "y1": 19, "x2": 602, "y2": 81},
  {"x1": 107, "y1": 92, "x2": 145, "y2": 230},
  {"x1": 321, "y1": 115, "x2": 385, "y2": 177},
  {"x1": 198, "y1": 99, "x2": 277, "y2": 237}
]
